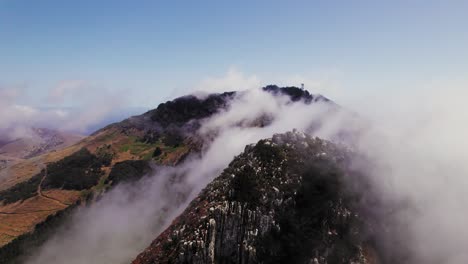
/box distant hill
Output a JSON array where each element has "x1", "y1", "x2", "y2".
[{"x1": 0, "y1": 128, "x2": 83, "y2": 169}]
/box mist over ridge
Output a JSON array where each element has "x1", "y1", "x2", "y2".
[{"x1": 9, "y1": 82, "x2": 465, "y2": 264}]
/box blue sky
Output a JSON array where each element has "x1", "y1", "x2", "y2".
[{"x1": 1, "y1": 0, "x2": 468, "y2": 108}]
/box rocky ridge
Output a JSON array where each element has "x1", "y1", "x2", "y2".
[
  {"x1": 0, "y1": 86, "x2": 328, "y2": 262},
  {"x1": 133, "y1": 130, "x2": 377, "y2": 264}
]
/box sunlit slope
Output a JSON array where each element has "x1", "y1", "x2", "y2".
[{"x1": 0, "y1": 86, "x2": 323, "y2": 255}]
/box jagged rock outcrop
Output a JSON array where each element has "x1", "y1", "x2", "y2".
[{"x1": 133, "y1": 131, "x2": 377, "y2": 264}]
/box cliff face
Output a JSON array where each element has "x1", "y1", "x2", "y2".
[{"x1": 133, "y1": 131, "x2": 376, "y2": 264}]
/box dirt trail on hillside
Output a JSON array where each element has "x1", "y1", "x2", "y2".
[
  {"x1": 0, "y1": 164, "x2": 70, "y2": 215},
  {"x1": 37, "y1": 165, "x2": 72, "y2": 206}
]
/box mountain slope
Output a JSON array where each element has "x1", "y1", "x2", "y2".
[
  {"x1": 132, "y1": 131, "x2": 378, "y2": 264},
  {"x1": 0, "y1": 86, "x2": 326, "y2": 261}
]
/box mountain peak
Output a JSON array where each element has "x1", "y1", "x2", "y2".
[
  {"x1": 0, "y1": 87, "x2": 348, "y2": 264},
  {"x1": 132, "y1": 131, "x2": 375, "y2": 264},
  {"x1": 262, "y1": 85, "x2": 331, "y2": 103},
  {"x1": 146, "y1": 86, "x2": 331, "y2": 128}
]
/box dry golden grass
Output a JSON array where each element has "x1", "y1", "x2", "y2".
[
  {"x1": 0, "y1": 142, "x2": 86, "y2": 192},
  {"x1": 0, "y1": 158, "x2": 41, "y2": 192},
  {"x1": 162, "y1": 145, "x2": 191, "y2": 165},
  {"x1": 0, "y1": 189, "x2": 80, "y2": 247},
  {"x1": 0, "y1": 126, "x2": 191, "y2": 248},
  {"x1": 86, "y1": 128, "x2": 152, "y2": 163},
  {"x1": 0, "y1": 129, "x2": 120, "y2": 246},
  {"x1": 41, "y1": 190, "x2": 81, "y2": 205}
]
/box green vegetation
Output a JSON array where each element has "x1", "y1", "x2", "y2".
[
  {"x1": 105, "y1": 160, "x2": 151, "y2": 186},
  {"x1": 149, "y1": 92, "x2": 234, "y2": 127},
  {"x1": 118, "y1": 136, "x2": 161, "y2": 158},
  {"x1": 161, "y1": 132, "x2": 183, "y2": 148},
  {"x1": 0, "y1": 149, "x2": 107, "y2": 203},
  {"x1": 140, "y1": 131, "x2": 160, "y2": 144},
  {"x1": 151, "y1": 145, "x2": 189, "y2": 164},
  {"x1": 42, "y1": 148, "x2": 106, "y2": 190},
  {"x1": 0, "y1": 172, "x2": 43, "y2": 205},
  {"x1": 118, "y1": 133, "x2": 186, "y2": 161},
  {"x1": 94, "y1": 129, "x2": 118, "y2": 143},
  {"x1": 0, "y1": 204, "x2": 79, "y2": 264},
  {"x1": 92, "y1": 174, "x2": 110, "y2": 193},
  {"x1": 95, "y1": 144, "x2": 114, "y2": 166},
  {"x1": 262, "y1": 85, "x2": 314, "y2": 102},
  {"x1": 152, "y1": 147, "x2": 162, "y2": 157}
]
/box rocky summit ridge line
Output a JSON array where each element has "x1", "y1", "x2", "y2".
[
  {"x1": 132, "y1": 130, "x2": 380, "y2": 264},
  {"x1": 0, "y1": 86, "x2": 334, "y2": 263}
]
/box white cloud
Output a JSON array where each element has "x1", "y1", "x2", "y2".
[
  {"x1": 5, "y1": 69, "x2": 468, "y2": 263},
  {"x1": 192, "y1": 67, "x2": 261, "y2": 97},
  {"x1": 26, "y1": 79, "x2": 468, "y2": 263},
  {"x1": 189, "y1": 67, "x2": 342, "y2": 103},
  {"x1": 0, "y1": 81, "x2": 129, "y2": 139},
  {"x1": 47, "y1": 80, "x2": 87, "y2": 104},
  {"x1": 24, "y1": 88, "x2": 337, "y2": 264}
]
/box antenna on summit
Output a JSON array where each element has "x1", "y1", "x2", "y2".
[{"x1": 301, "y1": 83, "x2": 304, "y2": 90}]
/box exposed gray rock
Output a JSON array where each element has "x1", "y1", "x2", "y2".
[{"x1": 132, "y1": 131, "x2": 378, "y2": 264}]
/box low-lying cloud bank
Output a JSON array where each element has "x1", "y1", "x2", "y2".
[
  {"x1": 24, "y1": 88, "x2": 339, "y2": 264},
  {"x1": 0, "y1": 82, "x2": 139, "y2": 141},
  {"x1": 352, "y1": 86, "x2": 468, "y2": 263},
  {"x1": 25, "y1": 81, "x2": 468, "y2": 264}
]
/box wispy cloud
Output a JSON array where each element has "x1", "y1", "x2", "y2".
[
  {"x1": 4, "y1": 68, "x2": 468, "y2": 263},
  {"x1": 24, "y1": 76, "x2": 468, "y2": 264},
  {"x1": 47, "y1": 80, "x2": 87, "y2": 104},
  {"x1": 196, "y1": 67, "x2": 261, "y2": 93},
  {"x1": 24, "y1": 88, "x2": 337, "y2": 264},
  {"x1": 0, "y1": 81, "x2": 131, "y2": 139}
]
